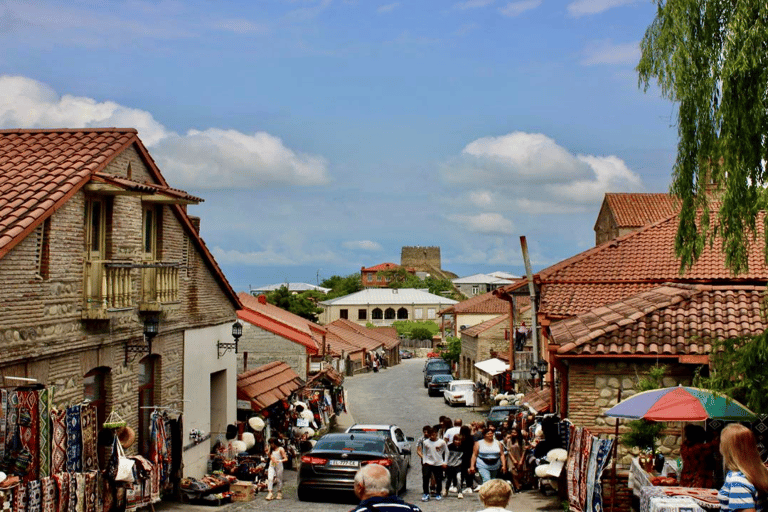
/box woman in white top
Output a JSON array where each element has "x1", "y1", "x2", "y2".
[
  {"x1": 470, "y1": 426, "x2": 506, "y2": 484},
  {"x1": 265, "y1": 437, "x2": 288, "y2": 501}
]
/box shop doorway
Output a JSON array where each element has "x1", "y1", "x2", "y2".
[{"x1": 210, "y1": 370, "x2": 227, "y2": 447}]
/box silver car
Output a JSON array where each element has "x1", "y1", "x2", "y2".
[{"x1": 345, "y1": 424, "x2": 413, "y2": 467}]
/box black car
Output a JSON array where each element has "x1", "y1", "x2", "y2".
[
  {"x1": 297, "y1": 433, "x2": 408, "y2": 501},
  {"x1": 423, "y1": 358, "x2": 452, "y2": 387},
  {"x1": 427, "y1": 374, "x2": 454, "y2": 396},
  {"x1": 486, "y1": 405, "x2": 522, "y2": 428}
]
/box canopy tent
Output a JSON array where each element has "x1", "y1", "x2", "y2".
[
  {"x1": 474, "y1": 357, "x2": 509, "y2": 377},
  {"x1": 237, "y1": 361, "x2": 304, "y2": 411}
]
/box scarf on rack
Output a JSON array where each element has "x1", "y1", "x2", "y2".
[
  {"x1": 585, "y1": 437, "x2": 614, "y2": 512},
  {"x1": 50, "y1": 409, "x2": 67, "y2": 475},
  {"x1": 13, "y1": 481, "x2": 27, "y2": 512},
  {"x1": 81, "y1": 404, "x2": 98, "y2": 471},
  {"x1": 28, "y1": 479, "x2": 42, "y2": 512},
  {"x1": 38, "y1": 387, "x2": 51, "y2": 478},
  {"x1": 66, "y1": 405, "x2": 83, "y2": 472}
]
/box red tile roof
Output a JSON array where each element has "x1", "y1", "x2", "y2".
[
  {"x1": 520, "y1": 386, "x2": 551, "y2": 413},
  {"x1": 330, "y1": 318, "x2": 401, "y2": 349},
  {"x1": 326, "y1": 322, "x2": 384, "y2": 352},
  {"x1": 362, "y1": 262, "x2": 401, "y2": 272},
  {"x1": 239, "y1": 292, "x2": 324, "y2": 337},
  {"x1": 0, "y1": 128, "x2": 240, "y2": 308},
  {"x1": 237, "y1": 361, "x2": 304, "y2": 411},
  {"x1": 550, "y1": 284, "x2": 767, "y2": 357},
  {"x1": 325, "y1": 332, "x2": 366, "y2": 357},
  {"x1": 441, "y1": 291, "x2": 516, "y2": 315},
  {"x1": 237, "y1": 309, "x2": 319, "y2": 355},
  {"x1": 462, "y1": 314, "x2": 509, "y2": 337},
  {"x1": 497, "y1": 213, "x2": 768, "y2": 319},
  {"x1": 600, "y1": 193, "x2": 678, "y2": 229}
]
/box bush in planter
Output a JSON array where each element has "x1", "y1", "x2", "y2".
[{"x1": 620, "y1": 365, "x2": 667, "y2": 460}]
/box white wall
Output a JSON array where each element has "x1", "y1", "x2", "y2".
[{"x1": 183, "y1": 323, "x2": 237, "y2": 478}]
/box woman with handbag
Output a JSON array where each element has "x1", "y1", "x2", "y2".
[
  {"x1": 265, "y1": 438, "x2": 287, "y2": 501},
  {"x1": 470, "y1": 426, "x2": 506, "y2": 486}
]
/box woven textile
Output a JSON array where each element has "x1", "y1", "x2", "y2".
[
  {"x1": 577, "y1": 428, "x2": 592, "y2": 510},
  {"x1": 28, "y1": 479, "x2": 42, "y2": 512},
  {"x1": 5, "y1": 392, "x2": 17, "y2": 459},
  {"x1": 102, "y1": 478, "x2": 113, "y2": 512},
  {"x1": 41, "y1": 476, "x2": 56, "y2": 512},
  {"x1": 69, "y1": 473, "x2": 77, "y2": 512},
  {"x1": 53, "y1": 472, "x2": 70, "y2": 512},
  {"x1": 66, "y1": 405, "x2": 82, "y2": 472},
  {"x1": 13, "y1": 481, "x2": 26, "y2": 511},
  {"x1": 0, "y1": 390, "x2": 6, "y2": 464},
  {"x1": 17, "y1": 390, "x2": 40, "y2": 482},
  {"x1": 585, "y1": 437, "x2": 614, "y2": 512},
  {"x1": 0, "y1": 489, "x2": 12, "y2": 511},
  {"x1": 567, "y1": 425, "x2": 584, "y2": 511},
  {"x1": 50, "y1": 410, "x2": 67, "y2": 475},
  {"x1": 84, "y1": 471, "x2": 97, "y2": 512},
  {"x1": 81, "y1": 405, "x2": 97, "y2": 471},
  {"x1": 75, "y1": 473, "x2": 85, "y2": 512},
  {"x1": 38, "y1": 388, "x2": 51, "y2": 478}
]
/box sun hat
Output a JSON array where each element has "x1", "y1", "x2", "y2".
[
  {"x1": 117, "y1": 425, "x2": 136, "y2": 449},
  {"x1": 248, "y1": 416, "x2": 265, "y2": 432}
]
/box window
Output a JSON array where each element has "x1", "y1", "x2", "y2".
[
  {"x1": 428, "y1": 308, "x2": 436, "y2": 319},
  {"x1": 138, "y1": 356, "x2": 158, "y2": 455},
  {"x1": 384, "y1": 308, "x2": 395, "y2": 320},
  {"x1": 85, "y1": 198, "x2": 106, "y2": 257},
  {"x1": 367, "y1": 274, "x2": 373, "y2": 282},
  {"x1": 397, "y1": 307, "x2": 408, "y2": 320},
  {"x1": 372, "y1": 308, "x2": 383, "y2": 320},
  {"x1": 34, "y1": 219, "x2": 51, "y2": 280},
  {"x1": 340, "y1": 309, "x2": 348, "y2": 319},
  {"x1": 415, "y1": 308, "x2": 423, "y2": 319},
  {"x1": 143, "y1": 206, "x2": 156, "y2": 257},
  {"x1": 472, "y1": 285, "x2": 479, "y2": 295},
  {"x1": 358, "y1": 309, "x2": 367, "y2": 321}
]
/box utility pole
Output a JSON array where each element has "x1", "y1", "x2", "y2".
[{"x1": 520, "y1": 236, "x2": 539, "y2": 365}]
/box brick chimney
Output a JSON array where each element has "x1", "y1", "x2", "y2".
[{"x1": 258, "y1": 295, "x2": 267, "y2": 305}]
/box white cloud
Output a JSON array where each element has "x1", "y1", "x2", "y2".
[
  {"x1": 212, "y1": 245, "x2": 339, "y2": 266},
  {"x1": 447, "y1": 213, "x2": 515, "y2": 235},
  {"x1": 454, "y1": 0, "x2": 495, "y2": 9},
  {"x1": 567, "y1": 0, "x2": 641, "y2": 17},
  {"x1": 377, "y1": 2, "x2": 400, "y2": 13},
  {"x1": 499, "y1": 0, "x2": 541, "y2": 17},
  {"x1": 581, "y1": 40, "x2": 639, "y2": 66},
  {"x1": 342, "y1": 240, "x2": 383, "y2": 251},
  {"x1": 0, "y1": 75, "x2": 330, "y2": 190},
  {"x1": 469, "y1": 190, "x2": 494, "y2": 207}
]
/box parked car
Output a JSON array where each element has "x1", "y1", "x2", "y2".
[
  {"x1": 297, "y1": 433, "x2": 408, "y2": 501},
  {"x1": 427, "y1": 374, "x2": 454, "y2": 397},
  {"x1": 423, "y1": 358, "x2": 452, "y2": 387},
  {"x1": 345, "y1": 424, "x2": 413, "y2": 467},
  {"x1": 399, "y1": 349, "x2": 413, "y2": 359},
  {"x1": 486, "y1": 405, "x2": 522, "y2": 428},
  {"x1": 443, "y1": 379, "x2": 477, "y2": 407}
]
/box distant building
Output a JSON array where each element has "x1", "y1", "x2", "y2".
[
  {"x1": 250, "y1": 282, "x2": 331, "y2": 295},
  {"x1": 360, "y1": 262, "x2": 415, "y2": 288},
  {"x1": 593, "y1": 193, "x2": 677, "y2": 245},
  {"x1": 319, "y1": 288, "x2": 458, "y2": 326},
  {"x1": 452, "y1": 273, "x2": 516, "y2": 297},
  {"x1": 400, "y1": 246, "x2": 458, "y2": 280}
]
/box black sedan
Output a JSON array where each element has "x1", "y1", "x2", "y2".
[
  {"x1": 427, "y1": 374, "x2": 454, "y2": 396},
  {"x1": 297, "y1": 433, "x2": 408, "y2": 501},
  {"x1": 486, "y1": 405, "x2": 522, "y2": 428}
]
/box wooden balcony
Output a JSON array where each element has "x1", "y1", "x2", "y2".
[{"x1": 82, "y1": 260, "x2": 180, "y2": 320}]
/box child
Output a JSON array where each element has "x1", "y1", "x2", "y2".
[
  {"x1": 446, "y1": 434, "x2": 464, "y2": 498},
  {"x1": 265, "y1": 437, "x2": 288, "y2": 501}
]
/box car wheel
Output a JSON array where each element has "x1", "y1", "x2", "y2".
[{"x1": 297, "y1": 485, "x2": 311, "y2": 501}]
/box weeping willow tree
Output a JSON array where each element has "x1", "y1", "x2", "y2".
[{"x1": 638, "y1": 0, "x2": 768, "y2": 274}]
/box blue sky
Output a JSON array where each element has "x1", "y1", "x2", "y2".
[{"x1": 0, "y1": 0, "x2": 678, "y2": 292}]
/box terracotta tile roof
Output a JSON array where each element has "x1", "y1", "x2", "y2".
[
  {"x1": 601, "y1": 193, "x2": 678, "y2": 228},
  {"x1": 239, "y1": 293, "x2": 322, "y2": 337},
  {"x1": 237, "y1": 361, "x2": 304, "y2": 411},
  {"x1": 520, "y1": 386, "x2": 551, "y2": 413},
  {"x1": 237, "y1": 309, "x2": 319, "y2": 355},
  {"x1": 462, "y1": 314, "x2": 509, "y2": 337},
  {"x1": 362, "y1": 262, "x2": 401, "y2": 272},
  {"x1": 373, "y1": 326, "x2": 398, "y2": 339},
  {"x1": 440, "y1": 291, "x2": 514, "y2": 315},
  {"x1": 92, "y1": 172, "x2": 204, "y2": 203},
  {"x1": 0, "y1": 128, "x2": 240, "y2": 308},
  {"x1": 330, "y1": 318, "x2": 401, "y2": 349},
  {"x1": 326, "y1": 321, "x2": 385, "y2": 352},
  {"x1": 550, "y1": 283, "x2": 768, "y2": 356},
  {"x1": 498, "y1": 213, "x2": 768, "y2": 319},
  {"x1": 306, "y1": 367, "x2": 344, "y2": 387},
  {"x1": 325, "y1": 332, "x2": 365, "y2": 357}
]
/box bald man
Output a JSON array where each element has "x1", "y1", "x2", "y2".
[{"x1": 350, "y1": 463, "x2": 422, "y2": 512}]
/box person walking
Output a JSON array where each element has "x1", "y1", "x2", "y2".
[
  {"x1": 265, "y1": 437, "x2": 288, "y2": 501},
  {"x1": 459, "y1": 425, "x2": 476, "y2": 495},
  {"x1": 420, "y1": 427, "x2": 448, "y2": 502},
  {"x1": 504, "y1": 429, "x2": 523, "y2": 492},
  {"x1": 470, "y1": 426, "x2": 506, "y2": 486},
  {"x1": 350, "y1": 463, "x2": 422, "y2": 512},
  {"x1": 718, "y1": 424, "x2": 768, "y2": 512},
  {"x1": 445, "y1": 434, "x2": 464, "y2": 498}
]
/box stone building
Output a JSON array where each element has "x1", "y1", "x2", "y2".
[
  {"x1": 0, "y1": 128, "x2": 241, "y2": 478},
  {"x1": 593, "y1": 193, "x2": 677, "y2": 245}
]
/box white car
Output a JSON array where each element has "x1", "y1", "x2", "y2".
[
  {"x1": 443, "y1": 380, "x2": 477, "y2": 407},
  {"x1": 345, "y1": 424, "x2": 413, "y2": 467}
]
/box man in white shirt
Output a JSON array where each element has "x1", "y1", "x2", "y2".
[
  {"x1": 420, "y1": 427, "x2": 448, "y2": 502},
  {"x1": 443, "y1": 418, "x2": 462, "y2": 444}
]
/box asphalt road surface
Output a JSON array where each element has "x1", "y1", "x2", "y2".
[{"x1": 158, "y1": 358, "x2": 563, "y2": 511}]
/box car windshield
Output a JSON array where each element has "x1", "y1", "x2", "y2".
[
  {"x1": 488, "y1": 410, "x2": 511, "y2": 419},
  {"x1": 451, "y1": 384, "x2": 473, "y2": 392},
  {"x1": 432, "y1": 375, "x2": 452, "y2": 382},
  {"x1": 315, "y1": 437, "x2": 385, "y2": 452},
  {"x1": 427, "y1": 361, "x2": 451, "y2": 371}
]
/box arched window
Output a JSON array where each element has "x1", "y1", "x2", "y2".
[
  {"x1": 384, "y1": 308, "x2": 396, "y2": 320},
  {"x1": 397, "y1": 307, "x2": 408, "y2": 320},
  {"x1": 139, "y1": 355, "x2": 159, "y2": 455},
  {"x1": 372, "y1": 308, "x2": 383, "y2": 320}
]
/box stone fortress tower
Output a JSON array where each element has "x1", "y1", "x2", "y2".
[{"x1": 400, "y1": 246, "x2": 457, "y2": 280}]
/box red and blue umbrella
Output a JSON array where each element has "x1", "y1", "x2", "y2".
[{"x1": 605, "y1": 385, "x2": 757, "y2": 421}]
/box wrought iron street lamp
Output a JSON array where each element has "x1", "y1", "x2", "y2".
[
  {"x1": 126, "y1": 317, "x2": 159, "y2": 364},
  {"x1": 218, "y1": 320, "x2": 243, "y2": 358},
  {"x1": 529, "y1": 359, "x2": 549, "y2": 390}
]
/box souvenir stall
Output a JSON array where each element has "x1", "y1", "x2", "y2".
[
  {"x1": 0, "y1": 385, "x2": 183, "y2": 511},
  {"x1": 606, "y1": 386, "x2": 757, "y2": 512}
]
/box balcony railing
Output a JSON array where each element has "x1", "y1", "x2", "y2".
[{"x1": 82, "y1": 260, "x2": 179, "y2": 319}]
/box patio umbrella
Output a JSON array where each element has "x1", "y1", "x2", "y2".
[{"x1": 605, "y1": 385, "x2": 757, "y2": 421}]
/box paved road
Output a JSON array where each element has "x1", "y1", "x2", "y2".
[{"x1": 157, "y1": 358, "x2": 563, "y2": 511}]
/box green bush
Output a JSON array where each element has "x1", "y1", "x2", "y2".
[{"x1": 410, "y1": 327, "x2": 434, "y2": 340}]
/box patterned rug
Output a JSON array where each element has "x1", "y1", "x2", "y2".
[
  {"x1": 28, "y1": 479, "x2": 42, "y2": 512},
  {"x1": 66, "y1": 405, "x2": 82, "y2": 472},
  {"x1": 17, "y1": 389, "x2": 40, "y2": 482},
  {"x1": 13, "y1": 482, "x2": 27, "y2": 512},
  {"x1": 53, "y1": 472, "x2": 70, "y2": 512},
  {"x1": 81, "y1": 404, "x2": 97, "y2": 472},
  {"x1": 41, "y1": 476, "x2": 57, "y2": 512},
  {"x1": 75, "y1": 472, "x2": 86, "y2": 512},
  {"x1": 50, "y1": 409, "x2": 67, "y2": 475},
  {"x1": 84, "y1": 471, "x2": 98, "y2": 512},
  {"x1": 4, "y1": 392, "x2": 18, "y2": 468},
  {"x1": 0, "y1": 390, "x2": 6, "y2": 464},
  {"x1": 38, "y1": 387, "x2": 51, "y2": 478}
]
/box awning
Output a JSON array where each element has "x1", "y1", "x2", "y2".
[
  {"x1": 237, "y1": 361, "x2": 304, "y2": 411},
  {"x1": 305, "y1": 367, "x2": 344, "y2": 387},
  {"x1": 520, "y1": 386, "x2": 551, "y2": 414},
  {"x1": 474, "y1": 358, "x2": 509, "y2": 377}
]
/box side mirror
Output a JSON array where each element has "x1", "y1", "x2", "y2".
[{"x1": 402, "y1": 449, "x2": 411, "y2": 455}]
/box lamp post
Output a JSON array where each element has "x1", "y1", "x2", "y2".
[
  {"x1": 126, "y1": 317, "x2": 159, "y2": 364},
  {"x1": 529, "y1": 360, "x2": 549, "y2": 390},
  {"x1": 218, "y1": 320, "x2": 243, "y2": 358}
]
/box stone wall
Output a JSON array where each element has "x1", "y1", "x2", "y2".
[
  {"x1": 239, "y1": 325, "x2": 308, "y2": 379},
  {"x1": 401, "y1": 246, "x2": 441, "y2": 271}
]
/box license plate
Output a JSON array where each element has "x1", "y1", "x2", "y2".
[{"x1": 330, "y1": 460, "x2": 359, "y2": 466}]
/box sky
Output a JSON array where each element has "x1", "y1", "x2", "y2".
[{"x1": 0, "y1": 0, "x2": 680, "y2": 293}]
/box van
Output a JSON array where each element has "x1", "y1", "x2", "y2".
[{"x1": 423, "y1": 358, "x2": 452, "y2": 387}]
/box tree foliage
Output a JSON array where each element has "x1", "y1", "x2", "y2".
[
  {"x1": 264, "y1": 286, "x2": 323, "y2": 322},
  {"x1": 377, "y1": 268, "x2": 460, "y2": 299},
  {"x1": 440, "y1": 336, "x2": 462, "y2": 365},
  {"x1": 638, "y1": 0, "x2": 768, "y2": 274},
  {"x1": 391, "y1": 320, "x2": 439, "y2": 338},
  {"x1": 621, "y1": 365, "x2": 667, "y2": 454},
  {"x1": 320, "y1": 274, "x2": 363, "y2": 300},
  {"x1": 694, "y1": 331, "x2": 768, "y2": 414}
]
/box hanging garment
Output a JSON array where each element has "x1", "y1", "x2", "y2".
[
  {"x1": 17, "y1": 390, "x2": 40, "y2": 482},
  {"x1": 13, "y1": 481, "x2": 27, "y2": 511},
  {"x1": 50, "y1": 409, "x2": 67, "y2": 475},
  {"x1": 81, "y1": 404, "x2": 98, "y2": 471},
  {"x1": 0, "y1": 389, "x2": 7, "y2": 464},
  {"x1": 75, "y1": 472, "x2": 86, "y2": 512},
  {"x1": 38, "y1": 388, "x2": 51, "y2": 479},
  {"x1": 28, "y1": 479, "x2": 42, "y2": 512},
  {"x1": 66, "y1": 405, "x2": 83, "y2": 472},
  {"x1": 585, "y1": 437, "x2": 614, "y2": 512}
]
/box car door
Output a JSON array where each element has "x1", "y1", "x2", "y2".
[{"x1": 385, "y1": 438, "x2": 406, "y2": 486}]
